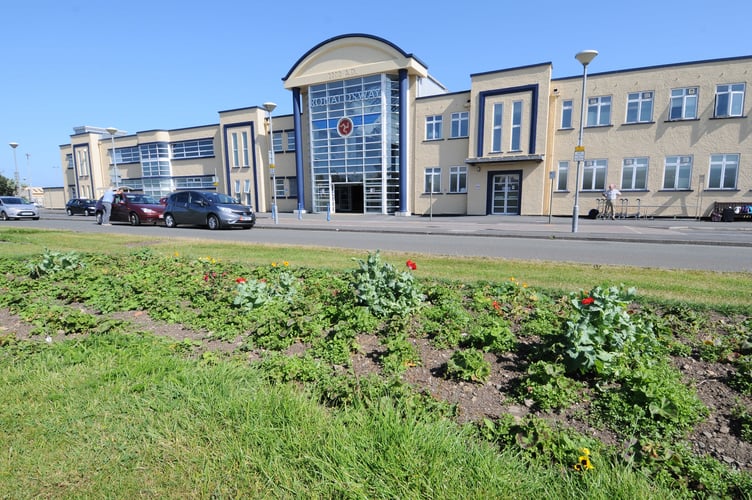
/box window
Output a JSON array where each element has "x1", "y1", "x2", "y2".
[
  {"x1": 708, "y1": 153, "x2": 739, "y2": 189},
  {"x1": 115, "y1": 146, "x2": 140, "y2": 164},
  {"x1": 140, "y1": 142, "x2": 171, "y2": 177},
  {"x1": 66, "y1": 153, "x2": 73, "y2": 169},
  {"x1": 450, "y1": 112, "x2": 469, "y2": 138},
  {"x1": 287, "y1": 177, "x2": 298, "y2": 198},
  {"x1": 510, "y1": 101, "x2": 522, "y2": 151},
  {"x1": 582, "y1": 159, "x2": 607, "y2": 191},
  {"x1": 663, "y1": 156, "x2": 692, "y2": 190},
  {"x1": 424, "y1": 167, "x2": 441, "y2": 193},
  {"x1": 286, "y1": 131, "x2": 296, "y2": 151},
  {"x1": 425, "y1": 115, "x2": 443, "y2": 140},
  {"x1": 715, "y1": 84, "x2": 745, "y2": 118},
  {"x1": 557, "y1": 161, "x2": 569, "y2": 191},
  {"x1": 621, "y1": 157, "x2": 648, "y2": 190},
  {"x1": 449, "y1": 166, "x2": 467, "y2": 193},
  {"x1": 231, "y1": 133, "x2": 240, "y2": 168},
  {"x1": 241, "y1": 132, "x2": 249, "y2": 166},
  {"x1": 234, "y1": 180, "x2": 241, "y2": 202},
  {"x1": 275, "y1": 177, "x2": 286, "y2": 197},
  {"x1": 586, "y1": 96, "x2": 611, "y2": 126},
  {"x1": 626, "y1": 92, "x2": 653, "y2": 123},
  {"x1": 561, "y1": 100, "x2": 573, "y2": 129},
  {"x1": 171, "y1": 139, "x2": 214, "y2": 159},
  {"x1": 273, "y1": 131, "x2": 283, "y2": 153},
  {"x1": 76, "y1": 149, "x2": 90, "y2": 177},
  {"x1": 669, "y1": 88, "x2": 698, "y2": 120},
  {"x1": 491, "y1": 103, "x2": 503, "y2": 152}
]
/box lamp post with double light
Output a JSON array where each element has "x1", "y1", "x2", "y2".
[
  {"x1": 263, "y1": 102, "x2": 278, "y2": 224},
  {"x1": 572, "y1": 49, "x2": 598, "y2": 233},
  {"x1": 105, "y1": 127, "x2": 120, "y2": 189},
  {"x1": 9, "y1": 142, "x2": 19, "y2": 196}
]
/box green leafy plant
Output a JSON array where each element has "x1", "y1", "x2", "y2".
[
  {"x1": 445, "y1": 348, "x2": 490, "y2": 383},
  {"x1": 27, "y1": 249, "x2": 84, "y2": 278},
  {"x1": 518, "y1": 360, "x2": 585, "y2": 410},
  {"x1": 348, "y1": 251, "x2": 423, "y2": 318}
]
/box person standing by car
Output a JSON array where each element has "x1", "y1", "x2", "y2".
[
  {"x1": 602, "y1": 184, "x2": 621, "y2": 220},
  {"x1": 100, "y1": 186, "x2": 117, "y2": 225}
]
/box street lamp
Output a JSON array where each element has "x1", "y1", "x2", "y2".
[
  {"x1": 571, "y1": 49, "x2": 598, "y2": 233},
  {"x1": 8, "y1": 142, "x2": 19, "y2": 196},
  {"x1": 263, "y1": 102, "x2": 278, "y2": 224},
  {"x1": 105, "y1": 127, "x2": 120, "y2": 188}
]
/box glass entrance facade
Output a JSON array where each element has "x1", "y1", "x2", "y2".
[{"x1": 308, "y1": 74, "x2": 400, "y2": 214}]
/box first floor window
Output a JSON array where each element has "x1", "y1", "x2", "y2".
[
  {"x1": 491, "y1": 103, "x2": 503, "y2": 152},
  {"x1": 708, "y1": 153, "x2": 739, "y2": 189},
  {"x1": 275, "y1": 177, "x2": 286, "y2": 197},
  {"x1": 287, "y1": 177, "x2": 298, "y2": 198},
  {"x1": 670, "y1": 88, "x2": 698, "y2": 120},
  {"x1": 621, "y1": 157, "x2": 648, "y2": 190},
  {"x1": 626, "y1": 92, "x2": 653, "y2": 123},
  {"x1": 424, "y1": 167, "x2": 441, "y2": 193},
  {"x1": 715, "y1": 84, "x2": 745, "y2": 118},
  {"x1": 234, "y1": 180, "x2": 241, "y2": 202},
  {"x1": 663, "y1": 156, "x2": 692, "y2": 190},
  {"x1": 582, "y1": 159, "x2": 607, "y2": 191},
  {"x1": 450, "y1": 111, "x2": 469, "y2": 138},
  {"x1": 557, "y1": 161, "x2": 568, "y2": 191},
  {"x1": 231, "y1": 133, "x2": 240, "y2": 168},
  {"x1": 449, "y1": 166, "x2": 467, "y2": 193},
  {"x1": 586, "y1": 96, "x2": 611, "y2": 127},
  {"x1": 510, "y1": 101, "x2": 522, "y2": 151}
]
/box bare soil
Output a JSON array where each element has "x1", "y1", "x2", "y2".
[{"x1": 2, "y1": 306, "x2": 750, "y2": 472}]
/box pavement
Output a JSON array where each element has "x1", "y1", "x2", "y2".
[{"x1": 251, "y1": 212, "x2": 752, "y2": 247}]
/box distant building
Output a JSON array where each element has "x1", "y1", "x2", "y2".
[{"x1": 60, "y1": 34, "x2": 752, "y2": 218}]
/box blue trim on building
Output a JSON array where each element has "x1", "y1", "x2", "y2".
[
  {"x1": 292, "y1": 87, "x2": 305, "y2": 211},
  {"x1": 476, "y1": 84, "x2": 539, "y2": 158},
  {"x1": 399, "y1": 69, "x2": 408, "y2": 213}
]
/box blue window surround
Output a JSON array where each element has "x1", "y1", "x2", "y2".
[
  {"x1": 476, "y1": 84, "x2": 539, "y2": 159},
  {"x1": 222, "y1": 121, "x2": 258, "y2": 210}
]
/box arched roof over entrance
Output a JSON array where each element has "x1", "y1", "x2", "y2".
[{"x1": 282, "y1": 33, "x2": 429, "y2": 89}]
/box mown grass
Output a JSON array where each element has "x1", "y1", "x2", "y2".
[
  {"x1": 0, "y1": 331, "x2": 681, "y2": 499},
  {"x1": 0, "y1": 227, "x2": 749, "y2": 310}
]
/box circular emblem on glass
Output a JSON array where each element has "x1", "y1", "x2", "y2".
[{"x1": 337, "y1": 117, "x2": 354, "y2": 137}]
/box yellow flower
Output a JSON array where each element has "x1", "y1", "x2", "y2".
[
  {"x1": 283, "y1": 261, "x2": 289, "y2": 267},
  {"x1": 174, "y1": 251, "x2": 180, "y2": 257},
  {"x1": 573, "y1": 448, "x2": 594, "y2": 471},
  {"x1": 271, "y1": 262, "x2": 277, "y2": 267}
]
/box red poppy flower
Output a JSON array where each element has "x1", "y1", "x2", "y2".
[
  {"x1": 236, "y1": 277, "x2": 247, "y2": 284},
  {"x1": 581, "y1": 297, "x2": 594, "y2": 305},
  {"x1": 406, "y1": 259, "x2": 417, "y2": 270}
]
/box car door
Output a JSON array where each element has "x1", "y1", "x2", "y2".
[
  {"x1": 186, "y1": 192, "x2": 208, "y2": 226},
  {"x1": 111, "y1": 193, "x2": 128, "y2": 222}
]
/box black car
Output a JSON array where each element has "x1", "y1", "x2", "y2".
[
  {"x1": 65, "y1": 198, "x2": 97, "y2": 216},
  {"x1": 163, "y1": 191, "x2": 255, "y2": 230}
]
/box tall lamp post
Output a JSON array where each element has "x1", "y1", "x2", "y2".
[
  {"x1": 263, "y1": 102, "x2": 278, "y2": 224},
  {"x1": 9, "y1": 142, "x2": 19, "y2": 196},
  {"x1": 571, "y1": 49, "x2": 598, "y2": 233},
  {"x1": 105, "y1": 127, "x2": 120, "y2": 189}
]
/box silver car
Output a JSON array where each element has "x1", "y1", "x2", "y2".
[
  {"x1": 163, "y1": 190, "x2": 255, "y2": 230},
  {"x1": 0, "y1": 196, "x2": 39, "y2": 220}
]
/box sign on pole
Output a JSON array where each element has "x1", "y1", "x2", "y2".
[{"x1": 574, "y1": 145, "x2": 585, "y2": 162}]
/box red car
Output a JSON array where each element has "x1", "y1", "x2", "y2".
[{"x1": 95, "y1": 192, "x2": 165, "y2": 226}]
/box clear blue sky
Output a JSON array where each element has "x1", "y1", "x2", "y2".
[{"x1": 2, "y1": 0, "x2": 750, "y2": 188}]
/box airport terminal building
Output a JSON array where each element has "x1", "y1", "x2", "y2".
[{"x1": 60, "y1": 34, "x2": 752, "y2": 219}]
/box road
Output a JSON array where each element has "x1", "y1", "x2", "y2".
[{"x1": 5, "y1": 210, "x2": 752, "y2": 272}]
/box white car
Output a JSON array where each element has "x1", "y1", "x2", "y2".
[{"x1": 0, "y1": 196, "x2": 40, "y2": 220}]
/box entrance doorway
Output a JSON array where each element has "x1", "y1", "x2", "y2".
[
  {"x1": 333, "y1": 183, "x2": 364, "y2": 213},
  {"x1": 490, "y1": 173, "x2": 521, "y2": 215}
]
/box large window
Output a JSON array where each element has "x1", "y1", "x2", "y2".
[
  {"x1": 171, "y1": 138, "x2": 214, "y2": 160},
  {"x1": 663, "y1": 156, "x2": 692, "y2": 190},
  {"x1": 626, "y1": 92, "x2": 653, "y2": 123},
  {"x1": 272, "y1": 131, "x2": 284, "y2": 153},
  {"x1": 140, "y1": 142, "x2": 171, "y2": 177},
  {"x1": 669, "y1": 88, "x2": 698, "y2": 120},
  {"x1": 510, "y1": 101, "x2": 522, "y2": 151},
  {"x1": 231, "y1": 133, "x2": 240, "y2": 168},
  {"x1": 586, "y1": 96, "x2": 611, "y2": 126},
  {"x1": 286, "y1": 131, "x2": 296, "y2": 152},
  {"x1": 450, "y1": 111, "x2": 469, "y2": 138},
  {"x1": 708, "y1": 153, "x2": 739, "y2": 189},
  {"x1": 491, "y1": 103, "x2": 503, "y2": 152},
  {"x1": 557, "y1": 161, "x2": 569, "y2": 191},
  {"x1": 424, "y1": 167, "x2": 441, "y2": 193},
  {"x1": 449, "y1": 166, "x2": 467, "y2": 193},
  {"x1": 715, "y1": 84, "x2": 745, "y2": 118},
  {"x1": 582, "y1": 159, "x2": 607, "y2": 191},
  {"x1": 425, "y1": 115, "x2": 442, "y2": 140},
  {"x1": 242, "y1": 132, "x2": 249, "y2": 166},
  {"x1": 561, "y1": 100, "x2": 573, "y2": 129},
  {"x1": 114, "y1": 146, "x2": 140, "y2": 164},
  {"x1": 621, "y1": 157, "x2": 648, "y2": 190}
]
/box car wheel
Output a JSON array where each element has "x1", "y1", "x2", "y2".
[
  {"x1": 164, "y1": 214, "x2": 177, "y2": 228},
  {"x1": 0, "y1": 211, "x2": 8, "y2": 221},
  {"x1": 32, "y1": 217, "x2": 39, "y2": 220},
  {"x1": 66, "y1": 208, "x2": 73, "y2": 216},
  {"x1": 207, "y1": 214, "x2": 221, "y2": 230},
  {"x1": 129, "y1": 213, "x2": 141, "y2": 226},
  {"x1": 95, "y1": 212, "x2": 103, "y2": 225}
]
